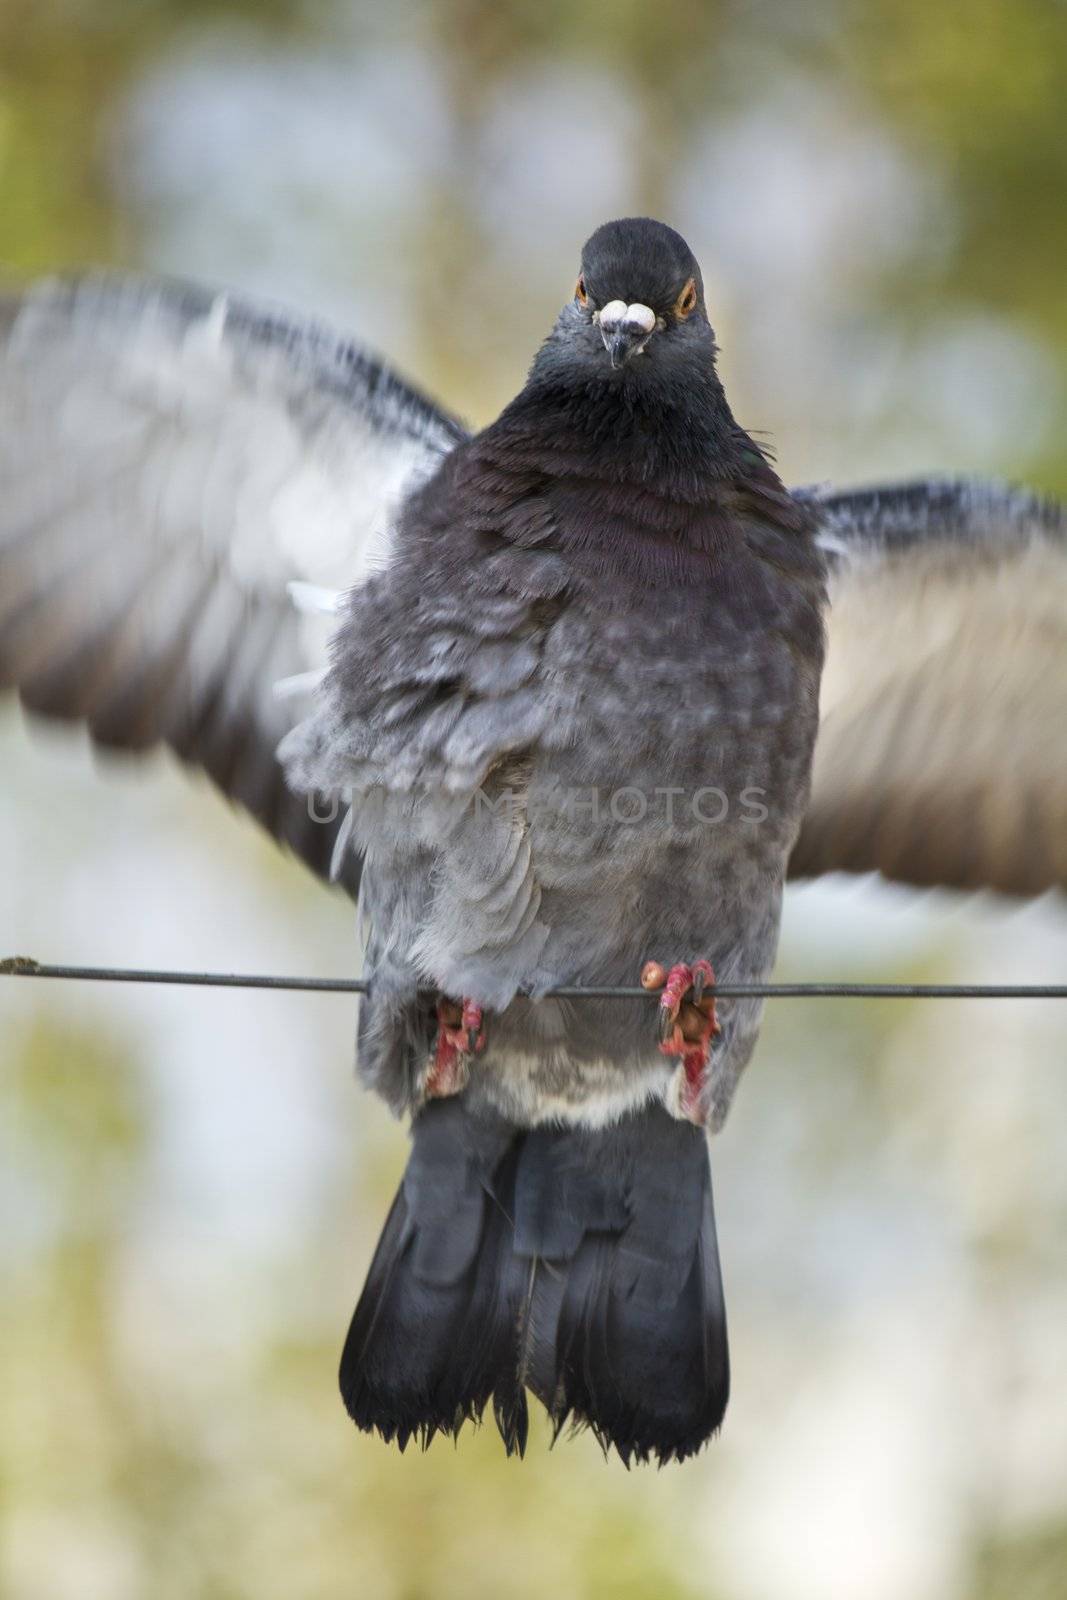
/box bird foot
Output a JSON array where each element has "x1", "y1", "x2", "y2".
[
  {"x1": 641, "y1": 959, "x2": 720, "y2": 1125},
  {"x1": 424, "y1": 996, "x2": 487, "y2": 1099}
]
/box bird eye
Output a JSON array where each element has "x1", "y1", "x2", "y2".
[
  {"x1": 575, "y1": 276, "x2": 588, "y2": 306},
  {"x1": 675, "y1": 278, "x2": 698, "y2": 319}
]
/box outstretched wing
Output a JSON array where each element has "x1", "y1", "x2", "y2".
[
  {"x1": 790, "y1": 478, "x2": 1067, "y2": 895},
  {"x1": 0, "y1": 274, "x2": 468, "y2": 885},
  {"x1": 5, "y1": 287, "x2": 1062, "y2": 903}
]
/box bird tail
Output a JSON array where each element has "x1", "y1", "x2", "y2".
[{"x1": 339, "y1": 1097, "x2": 729, "y2": 1465}]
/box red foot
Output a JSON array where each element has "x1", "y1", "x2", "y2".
[
  {"x1": 640, "y1": 959, "x2": 720, "y2": 1125},
  {"x1": 424, "y1": 997, "x2": 487, "y2": 1099}
]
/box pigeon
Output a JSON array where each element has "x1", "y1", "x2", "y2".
[{"x1": 1, "y1": 218, "x2": 1064, "y2": 1464}]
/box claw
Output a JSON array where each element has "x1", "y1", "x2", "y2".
[
  {"x1": 657, "y1": 961, "x2": 695, "y2": 1049},
  {"x1": 691, "y1": 959, "x2": 713, "y2": 1005},
  {"x1": 424, "y1": 995, "x2": 486, "y2": 1100},
  {"x1": 462, "y1": 998, "x2": 487, "y2": 1055},
  {"x1": 425, "y1": 1028, "x2": 469, "y2": 1100},
  {"x1": 649, "y1": 960, "x2": 721, "y2": 1125}
]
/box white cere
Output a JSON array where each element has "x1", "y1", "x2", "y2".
[
  {"x1": 625, "y1": 302, "x2": 656, "y2": 332},
  {"x1": 597, "y1": 300, "x2": 628, "y2": 328},
  {"x1": 596, "y1": 299, "x2": 657, "y2": 333}
]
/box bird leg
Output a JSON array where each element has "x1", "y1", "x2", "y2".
[
  {"x1": 641, "y1": 959, "x2": 720, "y2": 1125},
  {"x1": 424, "y1": 996, "x2": 487, "y2": 1099}
]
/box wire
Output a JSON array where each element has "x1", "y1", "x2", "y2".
[{"x1": 3, "y1": 957, "x2": 1066, "y2": 1001}]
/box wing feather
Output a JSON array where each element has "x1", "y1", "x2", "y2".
[
  {"x1": 790, "y1": 478, "x2": 1067, "y2": 895},
  {"x1": 0, "y1": 273, "x2": 469, "y2": 889}
]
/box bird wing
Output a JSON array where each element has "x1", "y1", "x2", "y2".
[
  {"x1": 789, "y1": 478, "x2": 1067, "y2": 894},
  {"x1": 0, "y1": 273, "x2": 468, "y2": 887},
  {"x1": 6, "y1": 280, "x2": 1063, "y2": 903}
]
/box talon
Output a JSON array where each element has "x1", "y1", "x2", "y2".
[
  {"x1": 425, "y1": 1021, "x2": 469, "y2": 1100},
  {"x1": 462, "y1": 997, "x2": 486, "y2": 1055},
  {"x1": 653, "y1": 961, "x2": 721, "y2": 1123},
  {"x1": 425, "y1": 995, "x2": 486, "y2": 1099},
  {"x1": 657, "y1": 961, "x2": 694, "y2": 1051},
  {"x1": 691, "y1": 959, "x2": 713, "y2": 1005}
]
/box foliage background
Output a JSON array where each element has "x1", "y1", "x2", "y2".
[{"x1": 2, "y1": 3, "x2": 1067, "y2": 1596}]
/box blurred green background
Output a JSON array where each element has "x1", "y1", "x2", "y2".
[{"x1": 2, "y1": 2, "x2": 1067, "y2": 1597}]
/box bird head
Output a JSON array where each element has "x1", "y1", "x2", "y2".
[{"x1": 570, "y1": 218, "x2": 711, "y2": 373}]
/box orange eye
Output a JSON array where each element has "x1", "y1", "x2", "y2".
[
  {"x1": 675, "y1": 278, "x2": 698, "y2": 319},
  {"x1": 575, "y1": 275, "x2": 588, "y2": 306}
]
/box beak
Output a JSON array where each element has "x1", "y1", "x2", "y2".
[
  {"x1": 596, "y1": 300, "x2": 657, "y2": 370},
  {"x1": 605, "y1": 329, "x2": 646, "y2": 369}
]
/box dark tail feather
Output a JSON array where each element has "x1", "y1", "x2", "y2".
[
  {"x1": 340, "y1": 1098, "x2": 729, "y2": 1464},
  {"x1": 339, "y1": 1097, "x2": 524, "y2": 1451}
]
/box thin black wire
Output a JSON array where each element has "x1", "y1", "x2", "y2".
[{"x1": 3, "y1": 957, "x2": 1066, "y2": 1001}]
